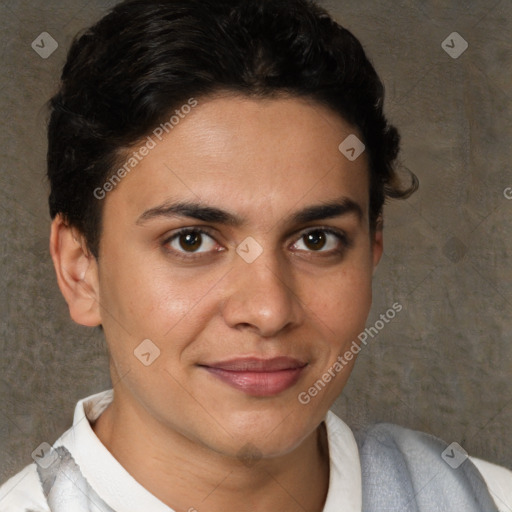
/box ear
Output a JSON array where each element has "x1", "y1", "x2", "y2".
[
  {"x1": 371, "y1": 216, "x2": 384, "y2": 273},
  {"x1": 49, "y1": 215, "x2": 102, "y2": 327}
]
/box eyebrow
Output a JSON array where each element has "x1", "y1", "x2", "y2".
[
  {"x1": 291, "y1": 199, "x2": 363, "y2": 224},
  {"x1": 136, "y1": 197, "x2": 364, "y2": 227}
]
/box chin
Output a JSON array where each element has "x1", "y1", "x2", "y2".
[{"x1": 208, "y1": 408, "x2": 315, "y2": 459}]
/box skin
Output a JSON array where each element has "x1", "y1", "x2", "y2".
[{"x1": 50, "y1": 94, "x2": 383, "y2": 512}]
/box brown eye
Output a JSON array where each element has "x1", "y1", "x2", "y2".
[
  {"x1": 291, "y1": 228, "x2": 348, "y2": 254},
  {"x1": 303, "y1": 230, "x2": 326, "y2": 251},
  {"x1": 166, "y1": 229, "x2": 218, "y2": 255},
  {"x1": 179, "y1": 232, "x2": 203, "y2": 252}
]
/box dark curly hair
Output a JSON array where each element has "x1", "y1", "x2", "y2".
[{"x1": 47, "y1": 0, "x2": 418, "y2": 258}]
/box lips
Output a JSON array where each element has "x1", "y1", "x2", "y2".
[
  {"x1": 199, "y1": 357, "x2": 308, "y2": 396},
  {"x1": 204, "y1": 356, "x2": 307, "y2": 372}
]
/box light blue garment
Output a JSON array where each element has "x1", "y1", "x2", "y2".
[{"x1": 356, "y1": 423, "x2": 498, "y2": 511}]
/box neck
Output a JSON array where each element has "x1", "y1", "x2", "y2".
[{"x1": 93, "y1": 392, "x2": 330, "y2": 512}]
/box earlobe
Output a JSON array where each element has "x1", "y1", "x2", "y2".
[{"x1": 49, "y1": 215, "x2": 102, "y2": 327}]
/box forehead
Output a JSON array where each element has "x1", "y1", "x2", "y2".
[{"x1": 103, "y1": 94, "x2": 370, "y2": 226}]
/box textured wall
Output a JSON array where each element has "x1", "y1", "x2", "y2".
[{"x1": 1, "y1": 0, "x2": 511, "y2": 485}]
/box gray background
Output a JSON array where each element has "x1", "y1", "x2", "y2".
[{"x1": 1, "y1": 0, "x2": 511, "y2": 486}]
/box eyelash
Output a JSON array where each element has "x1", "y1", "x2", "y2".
[
  {"x1": 292, "y1": 227, "x2": 350, "y2": 254},
  {"x1": 162, "y1": 226, "x2": 350, "y2": 260},
  {"x1": 162, "y1": 228, "x2": 221, "y2": 261}
]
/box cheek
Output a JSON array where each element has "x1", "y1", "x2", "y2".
[
  {"x1": 97, "y1": 249, "x2": 223, "y2": 361},
  {"x1": 98, "y1": 248, "x2": 186, "y2": 323},
  {"x1": 310, "y1": 261, "x2": 373, "y2": 333},
  {"x1": 304, "y1": 267, "x2": 372, "y2": 403}
]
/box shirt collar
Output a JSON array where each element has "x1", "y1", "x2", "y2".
[{"x1": 322, "y1": 410, "x2": 362, "y2": 512}]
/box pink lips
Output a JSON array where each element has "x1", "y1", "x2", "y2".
[{"x1": 200, "y1": 357, "x2": 308, "y2": 396}]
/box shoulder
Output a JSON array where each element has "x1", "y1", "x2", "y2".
[
  {"x1": 355, "y1": 422, "x2": 508, "y2": 511},
  {"x1": 471, "y1": 457, "x2": 512, "y2": 511},
  {"x1": 0, "y1": 390, "x2": 113, "y2": 512},
  {"x1": 0, "y1": 462, "x2": 48, "y2": 512}
]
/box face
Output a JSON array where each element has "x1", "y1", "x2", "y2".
[{"x1": 93, "y1": 95, "x2": 382, "y2": 458}]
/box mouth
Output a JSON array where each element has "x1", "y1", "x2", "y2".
[{"x1": 198, "y1": 357, "x2": 308, "y2": 396}]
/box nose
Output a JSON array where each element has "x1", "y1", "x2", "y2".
[{"x1": 220, "y1": 250, "x2": 303, "y2": 337}]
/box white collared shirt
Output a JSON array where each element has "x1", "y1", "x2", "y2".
[{"x1": 1, "y1": 389, "x2": 511, "y2": 511}]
